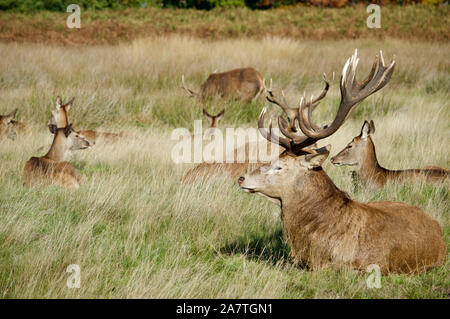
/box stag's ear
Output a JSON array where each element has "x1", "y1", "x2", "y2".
[
  {"x1": 6, "y1": 109, "x2": 17, "y2": 122},
  {"x1": 216, "y1": 109, "x2": 225, "y2": 121},
  {"x1": 369, "y1": 120, "x2": 375, "y2": 134},
  {"x1": 203, "y1": 109, "x2": 212, "y2": 120},
  {"x1": 360, "y1": 120, "x2": 372, "y2": 139},
  {"x1": 303, "y1": 144, "x2": 331, "y2": 169},
  {"x1": 56, "y1": 96, "x2": 62, "y2": 108},
  {"x1": 48, "y1": 124, "x2": 58, "y2": 135},
  {"x1": 64, "y1": 97, "x2": 74, "y2": 110}
]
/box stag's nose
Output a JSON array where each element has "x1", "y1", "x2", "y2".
[
  {"x1": 238, "y1": 176, "x2": 245, "y2": 186},
  {"x1": 330, "y1": 156, "x2": 336, "y2": 164}
]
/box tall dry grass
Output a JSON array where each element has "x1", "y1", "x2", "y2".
[{"x1": 0, "y1": 36, "x2": 448, "y2": 298}]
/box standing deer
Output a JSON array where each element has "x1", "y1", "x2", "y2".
[
  {"x1": 238, "y1": 50, "x2": 446, "y2": 274},
  {"x1": 330, "y1": 120, "x2": 449, "y2": 189},
  {"x1": 23, "y1": 123, "x2": 92, "y2": 188},
  {"x1": 0, "y1": 109, "x2": 29, "y2": 140},
  {"x1": 181, "y1": 67, "x2": 268, "y2": 103}
]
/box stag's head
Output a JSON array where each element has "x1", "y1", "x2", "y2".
[
  {"x1": 0, "y1": 109, "x2": 18, "y2": 140},
  {"x1": 239, "y1": 50, "x2": 395, "y2": 202},
  {"x1": 203, "y1": 109, "x2": 224, "y2": 129},
  {"x1": 330, "y1": 120, "x2": 376, "y2": 167}
]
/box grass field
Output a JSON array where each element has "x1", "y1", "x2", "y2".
[{"x1": 0, "y1": 25, "x2": 449, "y2": 297}]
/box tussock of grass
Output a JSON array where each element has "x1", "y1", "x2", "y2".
[{"x1": 0, "y1": 36, "x2": 448, "y2": 298}]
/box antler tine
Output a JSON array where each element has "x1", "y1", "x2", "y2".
[
  {"x1": 258, "y1": 108, "x2": 291, "y2": 150},
  {"x1": 181, "y1": 75, "x2": 197, "y2": 97},
  {"x1": 298, "y1": 49, "x2": 395, "y2": 140}
]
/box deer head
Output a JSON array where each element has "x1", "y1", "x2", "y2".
[
  {"x1": 330, "y1": 120, "x2": 376, "y2": 167},
  {"x1": 46, "y1": 123, "x2": 92, "y2": 161},
  {"x1": 203, "y1": 109, "x2": 224, "y2": 129},
  {"x1": 0, "y1": 109, "x2": 18, "y2": 140},
  {"x1": 238, "y1": 50, "x2": 395, "y2": 202}
]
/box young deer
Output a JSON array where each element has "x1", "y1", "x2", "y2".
[
  {"x1": 330, "y1": 120, "x2": 449, "y2": 189},
  {"x1": 238, "y1": 50, "x2": 445, "y2": 274},
  {"x1": 23, "y1": 123, "x2": 92, "y2": 188},
  {"x1": 0, "y1": 109, "x2": 29, "y2": 140},
  {"x1": 182, "y1": 67, "x2": 268, "y2": 103}
]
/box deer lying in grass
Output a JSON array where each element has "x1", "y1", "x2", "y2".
[
  {"x1": 182, "y1": 67, "x2": 268, "y2": 103},
  {"x1": 47, "y1": 96, "x2": 128, "y2": 146},
  {"x1": 238, "y1": 50, "x2": 446, "y2": 274},
  {"x1": 23, "y1": 123, "x2": 92, "y2": 188},
  {"x1": 330, "y1": 120, "x2": 450, "y2": 189},
  {"x1": 0, "y1": 109, "x2": 30, "y2": 140}
]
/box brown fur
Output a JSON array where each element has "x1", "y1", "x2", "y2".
[
  {"x1": 240, "y1": 151, "x2": 446, "y2": 274},
  {"x1": 183, "y1": 67, "x2": 265, "y2": 102},
  {"x1": 181, "y1": 141, "x2": 283, "y2": 183},
  {"x1": 23, "y1": 157, "x2": 81, "y2": 188},
  {"x1": 78, "y1": 130, "x2": 130, "y2": 144},
  {"x1": 331, "y1": 121, "x2": 450, "y2": 189},
  {"x1": 24, "y1": 123, "x2": 91, "y2": 189},
  {"x1": 0, "y1": 109, "x2": 29, "y2": 140}
]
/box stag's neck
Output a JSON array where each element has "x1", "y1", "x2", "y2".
[
  {"x1": 357, "y1": 137, "x2": 388, "y2": 187},
  {"x1": 281, "y1": 168, "x2": 353, "y2": 224},
  {"x1": 44, "y1": 132, "x2": 69, "y2": 162}
]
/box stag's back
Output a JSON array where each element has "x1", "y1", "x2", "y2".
[{"x1": 200, "y1": 68, "x2": 264, "y2": 102}]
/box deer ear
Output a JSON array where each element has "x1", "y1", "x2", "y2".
[
  {"x1": 56, "y1": 96, "x2": 62, "y2": 108},
  {"x1": 64, "y1": 123, "x2": 73, "y2": 137},
  {"x1": 48, "y1": 124, "x2": 57, "y2": 135},
  {"x1": 203, "y1": 109, "x2": 212, "y2": 120},
  {"x1": 216, "y1": 109, "x2": 225, "y2": 120},
  {"x1": 360, "y1": 120, "x2": 372, "y2": 139},
  {"x1": 369, "y1": 120, "x2": 375, "y2": 134},
  {"x1": 303, "y1": 145, "x2": 330, "y2": 169},
  {"x1": 65, "y1": 97, "x2": 74, "y2": 110},
  {"x1": 6, "y1": 109, "x2": 17, "y2": 121}
]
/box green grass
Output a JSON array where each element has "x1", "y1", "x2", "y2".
[{"x1": 0, "y1": 36, "x2": 448, "y2": 298}]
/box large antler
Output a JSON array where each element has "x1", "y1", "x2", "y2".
[
  {"x1": 181, "y1": 75, "x2": 197, "y2": 97},
  {"x1": 259, "y1": 49, "x2": 395, "y2": 154},
  {"x1": 297, "y1": 49, "x2": 395, "y2": 140},
  {"x1": 267, "y1": 77, "x2": 329, "y2": 135}
]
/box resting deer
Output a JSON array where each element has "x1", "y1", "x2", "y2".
[
  {"x1": 182, "y1": 67, "x2": 269, "y2": 103},
  {"x1": 0, "y1": 109, "x2": 29, "y2": 140},
  {"x1": 47, "y1": 96, "x2": 127, "y2": 146},
  {"x1": 330, "y1": 120, "x2": 449, "y2": 189},
  {"x1": 23, "y1": 123, "x2": 92, "y2": 188},
  {"x1": 238, "y1": 50, "x2": 445, "y2": 274}
]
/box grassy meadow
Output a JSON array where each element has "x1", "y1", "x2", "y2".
[{"x1": 0, "y1": 36, "x2": 449, "y2": 298}]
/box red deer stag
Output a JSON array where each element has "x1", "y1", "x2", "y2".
[
  {"x1": 330, "y1": 120, "x2": 449, "y2": 189},
  {"x1": 181, "y1": 67, "x2": 268, "y2": 103},
  {"x1": 238, "y1": 50, "x2": 446, "y2": 274}
]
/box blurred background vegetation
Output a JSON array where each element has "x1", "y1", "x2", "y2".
[{"x1": 0, "y1": 0, "x2": 446, "y2": 11}]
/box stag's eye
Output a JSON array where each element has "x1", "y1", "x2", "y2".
[
  {"x1": 274, "y1": 166, "x2": 282, "y2": 171},
  {"x1": 347, "y1": 145, "x2": 353, "y2": 149}
]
